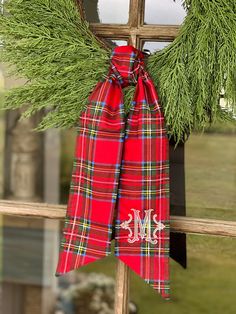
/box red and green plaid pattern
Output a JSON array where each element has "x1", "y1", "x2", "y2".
[{"x1": 55, "y1": 45, "x2": 170, "y2": 300}]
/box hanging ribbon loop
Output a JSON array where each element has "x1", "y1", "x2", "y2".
[{"x1": 55, "y1": 45, "x2": 170, "y2": 300}]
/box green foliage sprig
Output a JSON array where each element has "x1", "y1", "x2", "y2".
[
  {"x1": 148, "y1": 0, "x2": 236, "y2": 141},
  {"x1": 0, "y1": 0, "x2": 235, "y2": 143},
  {"x1": 0, "y1": 0, "x2": 110, "y2": 129}
]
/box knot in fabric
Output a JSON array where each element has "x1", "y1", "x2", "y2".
[{"x1": 109, "y1": 45, "x2": 145, "y2": 87}]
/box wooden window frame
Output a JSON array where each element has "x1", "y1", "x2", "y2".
[{"x1": 79, "y1": 0, "x2": 181, "y2": 49}]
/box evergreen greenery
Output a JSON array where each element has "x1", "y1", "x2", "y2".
[
  {"x1": 148, "y1": 0, "x2": 236, "y2": 141},
  {"x1": 0, "y1": 0, "x2": 235, "y2": 143},
  {"x1": 0, "y1": 0, "x2": 110, "y2": 129}
]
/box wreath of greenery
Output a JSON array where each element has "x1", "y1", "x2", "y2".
[{"x1": 0, "y1": 0, "x2": 235, "y2": 143}]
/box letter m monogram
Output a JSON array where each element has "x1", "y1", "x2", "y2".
[{"x1": 120, "y1": 208, "x2": 166, "y2": 244}]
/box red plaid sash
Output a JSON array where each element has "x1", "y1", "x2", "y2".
[{"x1": 55, "y1": 45, "x2": 170, "y2": 299}]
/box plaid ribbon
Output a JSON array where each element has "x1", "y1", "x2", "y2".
[{"x1": 55, "y1": 45, "x2": 170, "y2": 299}]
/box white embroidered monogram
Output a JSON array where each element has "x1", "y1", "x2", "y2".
[{"x1": 120, "y1": 208, "x2": 166, "y2": 244}]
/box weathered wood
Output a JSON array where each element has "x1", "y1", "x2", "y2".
[
  {"x1": 0, "y1": 200, "x2": 65, "y2": 219},
  {"x1": 171, "y1": 216, "x2": 236, "y2": 238},
  {"x1": 114, "y1": 261, "x2": 130, "y2": 314},
  {"x1": 0, "y1": 199, "x2": 236, "y2": 236},
  {"x1": 42, "y1": 127, "x2": 61, "y2": 314},
  {"x1": 90, "y1": 24, "x2": 180, "y2": 41},
  {"x1": 89, "y1": 0, "x2": 179, "y2": 49},
  {"x1": 129, "y1": 0, "x2": 143, "y2": 27}
]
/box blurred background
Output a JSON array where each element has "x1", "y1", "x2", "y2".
[{"x1": 0, "y1": 1, "x2": 236, "y2": 313}]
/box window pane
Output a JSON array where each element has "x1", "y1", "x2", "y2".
[
  {"x1": 0, "y1": 66, "x2": 4, "y2": 198},
  {"x1": 130, "y1": 235, "x2": 236, "y2": 313},
  {"x1": 84, "y1": 0, "x2": 130, "y2": 24},
  {"x1": 109, "y1": 39, "x2": 128, "y2": 47},
  {"x1": 186, "y1": 123, "x2": 236, "y2": 220},
  {"x1": 142, "y1": 41, "x2": 172, "y2": 53},
  {"x1": 144, "y1": 0, "x2": 186, "y2": 25}
]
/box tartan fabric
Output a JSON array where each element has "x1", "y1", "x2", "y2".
[{"x1": 55, "y1": 45, "x2": 170, "y2": 300}]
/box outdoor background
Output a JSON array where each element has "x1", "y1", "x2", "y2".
[{"x1": 0, "y1": 1, "x2": 236, "y2": 314}]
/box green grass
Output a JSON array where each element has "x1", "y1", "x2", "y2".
[
  {"x1": 186, "y1": 133, "x2": 236, "y2": 220},
  {"x1": 59, "y1": 128, "x2": 236, "y2": 313}
]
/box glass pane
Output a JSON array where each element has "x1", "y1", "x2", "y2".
[
  {"x1": 109, "y1": 39, "x2": 128, "y2": 47},
  {"x1": 1, "y1": 217, "x2": 236, "y2": 312},
  {"x1": 84, "y1": 0, "x2": 130, "y2": 24},
  {"x1": 142, "y1": 41, "x2": 172, "y2": 53},
  {"x1": 144, "y1": 0, "x2": 187, "y2": 25},
  {"x1": 186, "y1": 121, "x2": 236, "y2": 220},
  {"x1": 130, "y1": 235, "x2": 236, "y2": 313},
  {"x1": 0, "y1": 66, "x2": 5, "y2": 198}
]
